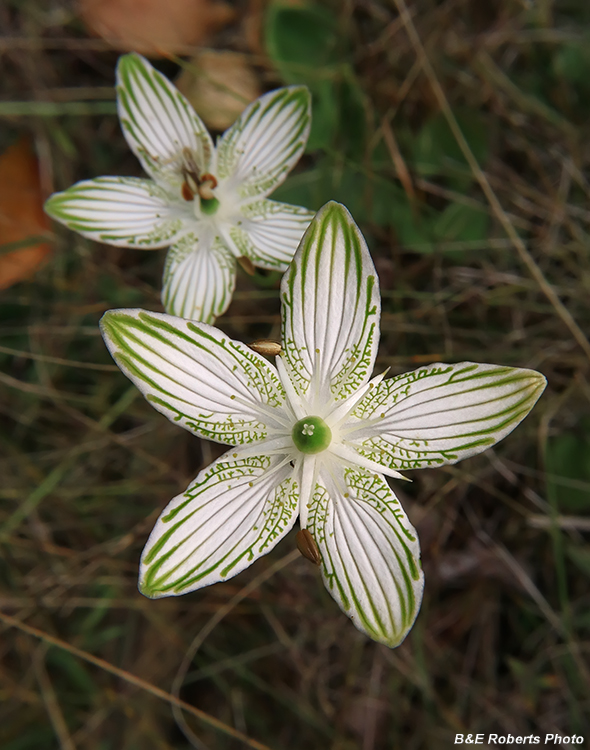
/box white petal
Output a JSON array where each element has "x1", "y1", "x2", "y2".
[
  {"x1": 140, "y1": 453, "x2": 298, "y2": 597},
  {"x1": 280, "y1": 202, "x2": 381, "y2": 408},
  {"x1": 44, "y1": 177, "x2": 183, "y2": 248},
  {"x1": 307, "y1": 463, "x2": 423, "y2": 647},
  {"x1": 347, "y1": 362, "x2": 547, "y2": 471},
  {"x1": 162, "y1": 234, "x2": 236, "y2": 324},
  {"x1": 116, "y1": 53, "x2": 214, "y2": 187},
  {"x1": 100, "y1": 309, "x2": 289, "y2": 445},
  {"x1": 296, "y1": 455, "x2": 319, "y2": 529},
  {"x1": 216, "y1": 86, "x2": 311, "y2": 199},
  {"x1": 227, "y1": 199, "x2": 314, "y2": 271},
  {"x1": 329, "y1": 443, "x2": 407, "y2": 481}
]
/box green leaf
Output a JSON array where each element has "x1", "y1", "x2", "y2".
[
  {"x1": 338, "y1": 78, "x2": 367, "y2": 158},
  {"x1": 265, "y1": 4, "x2": 363, "y2": 152},
  {"x1": 3, "y1": 727, "x2": 57, "y2": 750},
  {"x1": 97, "y1": 273, "x2": 144, "y2": 306},
  {"x1": 273, "y1": 158, "x2": 436, "y2": 250},
  {"x1": 432, "y1": 201, "x2": 490, "y2": 244},
  {"x1": 389, "y1": 192, "x2": 434, "y2": 253},
  {"x1": 412, "y1": 108, "x2": 489, "y2": 182},
  {"x1": 567, "y1": 544, "x2": 590, "y2": 578},
  {"x1": 265, "y1": 4, "x2": 340, "y2": 74},
  {"x1": 46, "y1": 648, "x2": 96, "y2": 695},
  {"x1": 554, "y1": 38, "x2": 590, "y2": 88},
  {"x1": 546, "y1": 420, "x2": 590, "y2": 512},
  {"x1": 306, "y1": 81, "x2": 339, "y2": 150}
]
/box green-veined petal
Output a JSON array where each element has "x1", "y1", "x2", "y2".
[
  {"x1": 162, "y1": 234, "x2": 236, "y2": 323},
  {"x1": 226, "y1": 199, "x2": 314, "y2": 271},
  {"x1": 100, "y1": 309, "x2": 287, "y2": 445},
  {"x1": 346, "y1": 362, "x2": 546, "y2": 471},
  {"x1": 216, "y1": 86, "x2": 311, "y2": 199},
  {"x1": 44, "y1": 177, "x2": 183, "y2": 248},
  {"x1": 307, "y1": 463, "x2": 423, "y2": 648},
  {"x1": 116, "y1": 53, "x2": 214, "y2": 188},
  {"x1": 140, "y1": 453, "x2": 298, "y2": 598},
  {"x1": 280, "y1": 201, "x2": 381, "y2": 408}
]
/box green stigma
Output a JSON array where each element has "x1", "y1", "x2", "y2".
[
  {"x1": 200, "y1": 196, "x2": 220, "y2": 215},
  {"x1": 292, "y1": 416, "x2": 332, "y2": 455}
]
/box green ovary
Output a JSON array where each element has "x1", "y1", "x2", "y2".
[
  {"x1": 292, "y1": 416, "x2": 332, "y2": 455},
  {"x1": 200, "y1": 197, "x2": 220, "y2": 215}
]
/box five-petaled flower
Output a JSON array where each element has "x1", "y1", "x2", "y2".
[
  {"x1": 45, "y1": 53, "x2": 313, "y2": 324},
  {"x1": 100, "y1": 202, "x2": 546, "y2": 647}
]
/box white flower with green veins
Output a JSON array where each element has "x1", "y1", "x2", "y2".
[
  {"x1": 100, "y1": 202, "x2": 546, "y2": 648},
  {"x1": 45, "y1": 52, "x2": 313, "y2": 324}
]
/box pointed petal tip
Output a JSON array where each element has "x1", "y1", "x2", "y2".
[
  {"x1": 311, "y1": 201, "x2": 359, "y2": 232},
  {"x1": 116, "y1": 51, "x2": 147, "y2": 75},
  {"x1": 43, "y1": 192, "x2": 60, "y2": 219},
  {"x1": 349, "y1": 567, "x2": 424, "y2": 649},
  {"x1": 519, "y1": 367, "x2": 547, "y2": 405},
  {"x1": 138, "y1": 576, "x2": 163, "y2": 600},
  {"x1": 363, "y1": 622, "x2": 415, "y2": 649},
  {"x1": 285, "y1": 84, "x2": 312, "y2": 109},
  {"x1": 138, "y1": 570, "x2": 177, "y2": 599},
  {"x1": 99, "y1": 307, "x2": 136, "y2": 325},
  {"x1": 99, "y1": 308, "x2": 144, "y2": 344},
  {"x1": 43, "y1": 188, "x2": 80, "y2": 225},
  {"x1": 266, "y1": 84, "x2": 312, "y2": 117}
]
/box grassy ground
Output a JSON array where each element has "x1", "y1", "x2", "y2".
[{"x1": 2, "y1": 0, "x2": 590, "y2": 748}]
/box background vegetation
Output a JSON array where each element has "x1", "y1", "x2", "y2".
[{"x1": 1, "y1": 0, "x2": 590, "y2": 748}]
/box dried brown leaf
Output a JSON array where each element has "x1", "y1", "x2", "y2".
[
  {"x1": 78, "y1": 0, "x2": 235, "y2": 56},
  {"x1": 0, "y1": 137, "x2": 52, "y2": 290},
  {"x1": 175, "y1": 50, "x2": 261, "y2": 131}
]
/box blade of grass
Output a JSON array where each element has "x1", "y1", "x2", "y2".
[
  {"x1": 171, "y1": 549, "x2": 303, "y2": 748},
  {"x1": 393, "y1": 0, "x2": 590, "y2": 364},
  {"x1": 0, "y1": 101, "x2": 117, "y2": 117},
  {"x1": 0, "y1": 609, "x2": 275, "y2": 750}
]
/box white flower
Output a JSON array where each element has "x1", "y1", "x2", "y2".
[
  {"x1": 45, "y1": 53, "x2": 313, "y2": 324},
  {"x1": 100, "y1": 202, "x2": 546, "y2": 647}
]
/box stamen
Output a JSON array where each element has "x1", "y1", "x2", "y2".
[
  {"x1": 178, "y1": 149, "x2": 218, "y2": 210},
  {"x1": 249, "y1": 340, "x2": 282, "y2": 357},
  {"x1": 328, "y1": 370, "x2": 388, "y2": 432},
  {"x1": 296, "y1": 529, "x2": 321, "y2": 565},
  {"x1": 197, "y1": 174, "x2": 217, "y2": 200},
  {"x1": 237, "y1": 256, "x2": 256, "y2": 276},
  {"x1": 275, "y1": 355, "x2": 307, "y2": 421},
  {"x1": 181, "y1": 181, "x2": 195, "y2": 202}
]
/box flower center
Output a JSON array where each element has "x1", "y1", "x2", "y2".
[
  {"x1": 291, "y1": 416, "x2": 332, "y2": 455},
  {"x1": 179, "y1": 148, "x2": 219, "y2": 215},
  {"x1": 200, "y1": 196, "x2": 220, "y2": 215}
]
